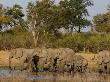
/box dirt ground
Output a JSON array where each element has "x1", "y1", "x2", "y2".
[{"x1": 0, "y1": 50, "x2": 20, "y2": 67}]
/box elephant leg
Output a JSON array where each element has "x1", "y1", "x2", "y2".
[
  {"x1": 107, "y1": 63, "x2": 110, "y2": 73},
  {"x1": 31, "y1": 55, "x2": 40, "y2": 72},
  {"x1": 53, "y1": 57, "x2": 59, "y2": 72},
  {"x1": 9, "y1": 57, "x2": 12, "y2": 70},
  {"x1": 71, "y1": 64, "x2": 75, "y2": 74},
  {"x1": 9, "y1": 56, "x2": 15, "y2": 70},
  {"x1": 31, "y1": 62, "x2": 36, "y2": 72},
  {"x1": 80, "y1": 66, "x2": 83, "y2": 73},
  {"x1": 98, "y1": 65, "x2": 102, "y2": 73},
  {"x1": 20, "y1": 57, "x2": 30, "y2": 71},
  {"x1": 19, "y1": 59, "x2": 25, "y2": 71},
  {"x1": 82, "y1": 65, "x2": 87, "y2": 73}
]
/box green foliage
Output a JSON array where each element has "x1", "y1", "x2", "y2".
[
  {"x1": 0, "y1": 4, "x2": 25, "y2": 30},
  {"x1": 0, "y1": 6, "x2": 12, "y2": 25},
  {"x1": 1, "y1": 1, "x2": 110, "y2": 54},
  {"x1": 0, "y1": 26, "x2": 110, "y2": 53},
  {"x1": 0, "y1": 6, "x2": 4, "y2": 16},
  {"x1": 59, "y1": 0, "x2": 93, "y2": 32},
  {"x1": 93, "y1": 6, "x2": 110, "y2": 33},
  {"x1": 57, "y1": 33, "x2": 110, "y2": 52},
  {"x1": 0, "y1": 27, "x2": 34, "y2": 50},
  {"x1": 5, "y1": 4, "x2": 24, "y2": 20},
  {"x1": 25, "y1": 0, "x2": 93, "y2": 48},
  {"x1": 0, "y1": 16, "x2": 12, "y2": 25},
  {"x1": 27, "y1": 0, "x2": 93, "y2": 34}
]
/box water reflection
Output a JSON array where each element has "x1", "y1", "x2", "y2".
[{"x1": 0, "y1": 70, "x2": 110, "y2": 82}]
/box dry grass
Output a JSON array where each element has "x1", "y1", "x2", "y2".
[{"x1": 0, "y1": 50, "x2": 10, "y2": 67}]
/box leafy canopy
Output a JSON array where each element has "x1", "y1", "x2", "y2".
[{"x1": 27, "y1": 0, "x2": 93, "y2": 33}]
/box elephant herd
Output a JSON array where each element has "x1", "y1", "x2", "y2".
[{"x1": 9, "y1": 48, "x2": 110, "y2": 74}]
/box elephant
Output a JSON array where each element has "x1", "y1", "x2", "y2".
[
  {"x1": 9, "y1": 48, "x2": 88, "y2": 74},
  {"x1": 73, "y1": 54, "x2": 88, "y2": 73},
  {"x1": 32, "y1": 48, "x2": 75, "y2": 72},
  {"x1": 97, "y1": 50, "x2": 110, "y2": 73},
  {"x1": 9, "y1": 48, "x2": 55, "y2": 71},
  {"x1": 54, "y1": 48, "x2": 75, "y2": 72},
  {"x1": 9, "y1": 48, "x2": 36, "y2": 70}
]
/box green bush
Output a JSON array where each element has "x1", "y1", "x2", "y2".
[
  {"x1": 0, "y1": 27, "x2": 34, "y2": 50},
  {"x1": 1, "y1": 27, "x2": 110, "y2": 53}
]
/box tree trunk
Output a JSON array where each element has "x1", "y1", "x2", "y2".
[
  {"x1": 83, "y1": 47, "x2": 86, "y2": 53},
  {"x1": 32, "y1": 31, "x2": 39, "y2": 48},
  {"x1": 77, "y1": 27, "x2": 81, "y2": 33},
  {"x1": 70, "y1": 27, "x2": 73, "y2": 34},
  {"x1": 36, "y1": 32, "x2": 39, "y2": 47},
  {"x1": 32, "y1": 31, "x2": 36, "y2": 48}
]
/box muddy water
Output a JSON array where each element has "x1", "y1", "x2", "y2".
[{"x1": 0, "y1": 70, "x2": 110, "y2": 82}]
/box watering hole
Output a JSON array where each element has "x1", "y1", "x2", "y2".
[{"x1": 0, "y1": 69, "x2": 110, "y2": 82}]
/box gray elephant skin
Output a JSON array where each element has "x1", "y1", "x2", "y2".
[
  {"x1": 97, "y1": 50, "x2": 110, "y2": 73},
  {"x1": 9, "y1": 48, "x2": 88, "y2": 73}
]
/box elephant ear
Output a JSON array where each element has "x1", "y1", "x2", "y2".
[
  {"x1": 10, "y1": 49, "x2": 17, "y2": 58},
  {"x1": 15, "y1": 48, "x2": 24, "y2": 58},
  {"x1": 98, "y1": 50, "x2": 110, "y2": 63},
  {"x1": 104, "y1": 50, "x2": 110, "y2": 63},
  {"x1": 10, "y1": 48, "x2": 24, "y2": 59}
]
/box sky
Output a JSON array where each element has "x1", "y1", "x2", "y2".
[{"x1": 0, "y1": 0, "x2": 110, "y2": 20}]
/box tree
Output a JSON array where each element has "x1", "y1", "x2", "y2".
[
  {"x1": 0, "y1": 4, "x2": 3, "y2": 16},
  {"x1": 0, "y1": 4, "x2": 25, "y2": 31},
  {"x1": 27, "y1": 2, "x2": 41, "y2": 47},
  {"x1": 0, "y1": 4, "x2": 13, "y2": 31},
  {"x1": 5, "y1": 4, "x2": 24, "y2": 26},
  {"x1": 93, "y1": 5, "x2": 110, "y2": 33},
  {"x1": 26, "y1": 0, "x2": 93, "y2": 47},
  {"x1": 26, "y1": 0, "x2": 58, "y2": 47},
  {"x1": 59, "y1": 0, "x2": 93, "y2": 33}
]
